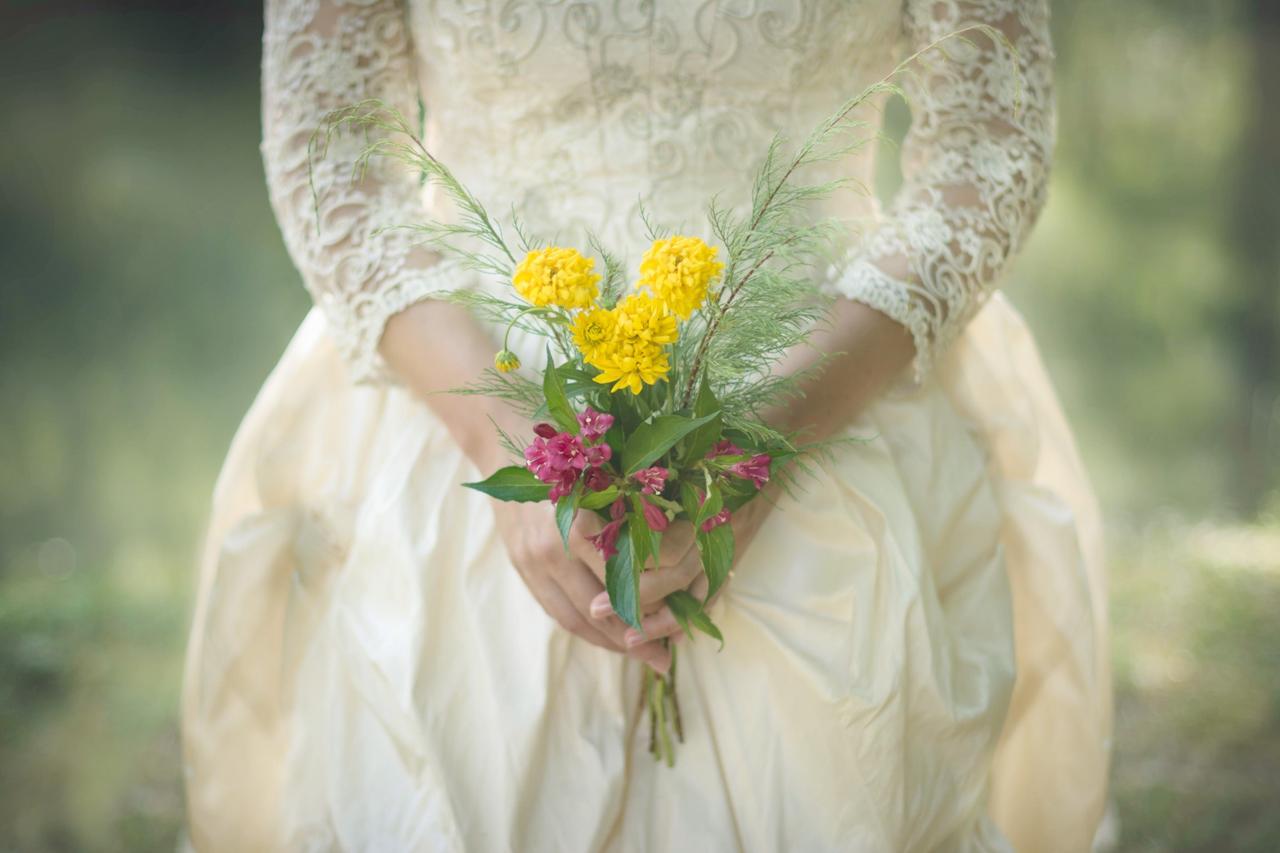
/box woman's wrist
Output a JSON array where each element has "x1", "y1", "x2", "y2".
[
  {"x1": 380, "y1": 299, "x2": 532, "y2": 472},
  {"x1": 464, "y1": 405, "x2": 529, "y2": 472},
  {"x1": 766, "y1": 299, "x2": 915, "y2": 441}
]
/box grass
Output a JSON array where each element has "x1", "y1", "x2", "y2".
[{"x1": 1108, "y1": 519, "x2": 1280, "y2": 851}]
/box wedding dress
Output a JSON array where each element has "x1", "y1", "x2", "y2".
[{"x1": 181, "y1": 1, "x2": 1111, "y2": 850}]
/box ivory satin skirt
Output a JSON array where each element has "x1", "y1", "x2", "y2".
[{"x1": 181, "y1": 293, "x2": 1110, "y2": 852}]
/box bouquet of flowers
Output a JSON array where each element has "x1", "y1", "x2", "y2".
[
  {"x1": 312, "y1": 93, "x2": 872, "y2": 764},
  {"x1": 313, "y1": 35, "x2": 985, "y2": 758}
]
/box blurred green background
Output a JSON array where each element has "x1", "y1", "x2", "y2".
[{"x1": 1, "y1": 0, "x2": 1277, "y2": 850}]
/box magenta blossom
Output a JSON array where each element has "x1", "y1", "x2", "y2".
[
  {"x1": 548, "y1": 469, "x2": 578, "y2": 502},
  {"x1": 700, "y1": 506, "x2": 731, "y2": 533},
  {"x1": 577, "y1": 407, "x2": 615, "y2": 442},
  {"x1": 587, "y1": 499, "x2": 629, "y2": 559},
  {"x1": 583, "y1": 466, "x2": 612, "y2": 492},
  {"x1": 706, "y1": 439, "x2": 744, "y2": 459},
  {"x1": 728, "y1": 453, "x2": 771, "y2": 490},
  {"x1": 632, "y1": 466, "x2": 668, "y2": 496},
  {"x1": 547, "y1": 433, "x2": 588, "y2": 471},
  {"x1": 523, "y1": 439, "x2": 554, "y2": 480},
  {"x1": 533, "y1": 422, "x2": 559, "y2": 439},
  {"x1": 641, "y1": 499, "x2": 670, "y2": 532},
  {"x1": 525, "y1": 431, "x2": 588, "y2": 500},
  {"x1": 588, "y1": 518, "x2": 623, "y2": 559},
  {"x1": 584, "y1": 443, "x2": 612, "y2": 467}
]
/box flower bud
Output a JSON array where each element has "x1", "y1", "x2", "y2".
[
  {"x1": 494, "y1": 349, "x2": 521, "y2": 373},
  {"x1": 641, "y1": 499, "x2": 670, "y2": 532}
]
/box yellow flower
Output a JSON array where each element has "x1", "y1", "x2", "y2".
[
  {"x1": 512, "y1": 246, "x2": 601, "y2": 309},
  {"x1": 637, "y1": 235, "x2": 723, "y2": 319},
  {"x1": 613, "y1": 291, "x2": 678, "y2": 348},
  {"x1": 585, "y1": 292, "x2": 678, "y2": 395},
  {"x1": 571, "y1": 306, "x2": 616, "y2": 363},
  {"x1": 493, "y1": 349, "x2": 521, "y2": 373}
]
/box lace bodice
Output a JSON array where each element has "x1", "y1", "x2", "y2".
[{"x1": 262, "y1": 0, "x2": 1054, "y2": 384}]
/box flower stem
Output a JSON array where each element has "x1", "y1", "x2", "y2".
[
  {"x1": 668, "y1": 644, "x2": 684, "y2": 743},
  {"x1": 654, "y1": 674, "x2": 674, "y2": 768},
  {"x1": 644, "y1": 667, "x2": 656, "y2": 756},
  {"x1": 502, "y1": 305, "x2": 567, "y2": 353}
]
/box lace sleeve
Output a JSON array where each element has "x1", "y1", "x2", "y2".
[
  {"x1": 823, "y1": 0, "x2": 1055, "y2": 381},
  {"x1": 262, "y1": 0, "x2": 463, "y2": 385}
]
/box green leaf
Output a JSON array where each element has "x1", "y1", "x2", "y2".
[
  {"x1": 578, "y1": 485, "x2": 620, "y2": 510},
  {"x1": 605, "y1": 524, "x2": 641, "y2": 630},
  {"x1": 665, "y1": 590, "x2": 724, "y2": 648},
  {"x1": 667, "y1": 601, "x2": 694, "y2": 641},
  {"x1": 646, "y1": 493, "x2": 684, "y2": 514},
  {"x1": 556, "y1": 363, "x2": 597, "y2": 386},
  {"x1": 558, "y1": 363, "x2": 600, "y2": 399},
  {"x1": 696, "y1": 522, "x2": 735, "y2": 602},
  {"x1": 602, "y1": 418, "x2": 626, "y2": 451},
  {"x1": 462, "y1": 466, "x2": 550, "y2": 502},
  {"x1": 682, "y1": 379, "x2": 724, "y2": 462},
  {"x1": 694, "y1": 481, "x2": 723, "y2": 529},
  {"x1": 679, "y1": 480, "x2": 702, "y2": 521},
  {"x1": 629, "y1": 494, "x2": 661, "y2": 570},
  {"x1": 621, "y1": 412, "x2": 719, "y2": 475},
  {"x1": 543, "y1": 349, "x2": 579, "y2": 433},
  {"x1": 555, "y1": 491, "x2": 577, "y2": 551}
]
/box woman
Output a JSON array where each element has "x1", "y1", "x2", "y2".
[{"x1": 182, "y1": 1, "x2": 1111, "y2": 849}]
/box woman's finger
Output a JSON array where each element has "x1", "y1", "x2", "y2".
[
  {"x1": 624, "y1": 606, "x2": 682, "y2": 645},
  {"x1": 588, "y1": 555, "x2": 699, "y2": 621},
  {"x1": 568, "y1": 513, "x2": 607, "y2": 582},
  {"x1": 549, "y1": 551, "x2": 674, "y2": 672},
  {"x1": 526, "y1": 573, "x2": 623, "y2": 652},
  {"x1": 551, "y1": 551, "x2": 627, "y2": 642},
  {"x1": 635, "y1": 553, "x2": 702, "y2": 607},
  {"x1": 655, "y1": 522, "x2": 695, "y2": 568},
  {"x1": 626, "y1": 567, "x2": 735, "y2": 647}
]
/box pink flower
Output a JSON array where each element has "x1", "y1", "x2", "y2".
[
  {"x1": 641, "y1": 499, "x2": 669, "y2": 532},
  {"x1": 583, "y1": 466, "x2": 612, "y2": 492},
  {"x1": 728, "y1": 453, "x2": 771, "y2": 490},
  {"x1": 547, "y1": 433, "x2": 588, "y2": 471},
  {"x1": 584, "y1": 443, "x2": 612, "y2": 467},
  {"x1": 533, "y1": 422, "x2": 559, "y2": 439},
  {"x1": 706, "y1": 439, "x2": 744, "y2": 459},
  {"x1": 588, "y1": 498, "x2": 628, "y2": 560},
  {"x1": 548, "y1": 469, "x2": 579, "y2": 502},
  {"x1": 523, "y1": 438, "x2": 553, "y2": 480},
  {"x1": 700, "y1": 507, "x2": 731, "y2": 533},
  {"x1": 525, "y1": 431, "x2": 588, "y2": 496},
  {"x1": 588, "y1": 518, "x2": 623, "y2": 559},
  {"x1": 631, "y1": 466, "x2": 668, "y2": 496},
  {"x1": 577, "y1": 407, "x2": 615, "y2": 442}
]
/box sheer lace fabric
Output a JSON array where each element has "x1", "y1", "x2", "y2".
[
  {"x1": 822, "y1": 0, "x2": 1055, "y2": 379},
  {"x1": 262, "y1": 0, "x2": 464, "y2": 384}
]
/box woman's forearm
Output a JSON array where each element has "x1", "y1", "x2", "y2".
[
  {"x1": 380, "y1": 299, "x2": 528, "y2": 471},
  {"x1": 382, "y1": 290, "x2": 914, "y2": 469},
  {"x1": 766, "y1": 298, "x2": 916, "y2": 442}
]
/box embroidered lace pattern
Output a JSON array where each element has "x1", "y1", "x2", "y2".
[{"x1": 821, "y1": 0, "x2": 1055, "y2": 379}]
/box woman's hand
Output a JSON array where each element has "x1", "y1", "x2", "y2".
[
  {"x1": 492, "y1": 500, "x2": 674, "y2": 673},
  {"x1": 584, "y1": 495, "x2": 776, "y2": 645},
  {"x1": 575, "y1": 515, "x2": 699, "y2": 621},
  {"x1": 382, "y1": 301, "x2": 677, "y2": 673}
]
